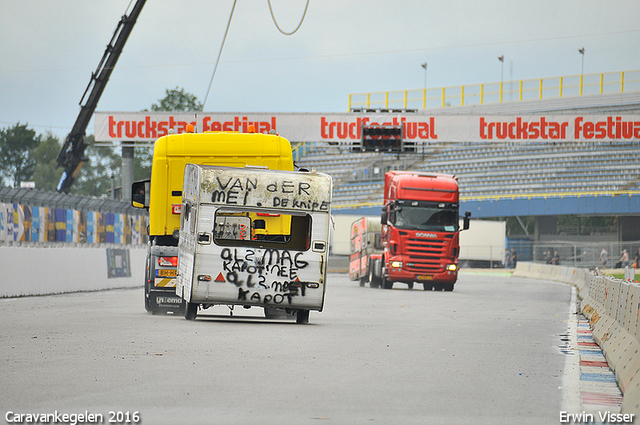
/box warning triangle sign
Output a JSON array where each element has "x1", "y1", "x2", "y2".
[{"x1": 215, "y1": 272, "x2": 225, "y2": 282}]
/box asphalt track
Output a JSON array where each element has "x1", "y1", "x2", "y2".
[{"x1": 1, "y1": 271, "x2": 578, "y2": 424}]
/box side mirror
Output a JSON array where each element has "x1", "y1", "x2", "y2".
[
  {"x1": 463, "y1": 211, "x2": 471, "y2": 230},
  {"x1": 132, "y1": 180, "x2": 150, "y2": 209},
  {"x1": 381, "y1": 204, "x2": 388, "y2": 225}
]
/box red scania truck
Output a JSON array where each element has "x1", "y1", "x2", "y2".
[{"x1": 378, "y1": 171, "x2": 469, "y2": 291}]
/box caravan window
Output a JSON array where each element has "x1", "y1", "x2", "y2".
[{"x1": 213, "y1": 208, "x2": 311, "y2": 251}]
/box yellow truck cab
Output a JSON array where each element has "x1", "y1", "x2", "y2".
[{"x1": 132, "y1": 130, "x2": 293, "y2": 314}]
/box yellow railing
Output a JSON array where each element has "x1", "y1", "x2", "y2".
[
  {"x1": 291, "y1": 141, "x2": 318, "y2": 162},
  {"x1": 348, "y1": 70, "x2": 640, "y2": 111},
  {"x1": 332, "y1": 189, "x2": 640, "y2": 210}
]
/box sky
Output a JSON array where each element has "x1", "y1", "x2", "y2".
[{"x1": 1, "y1": 0, "x2": 639, "y2": 141}]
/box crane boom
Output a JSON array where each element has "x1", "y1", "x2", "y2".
[{"x1": 56, "y1": 0, "x2": 146, "y2": 193}]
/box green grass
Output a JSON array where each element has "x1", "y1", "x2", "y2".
[{"x1": 603, "y1": 272, "x2": 638, "y2": 281}]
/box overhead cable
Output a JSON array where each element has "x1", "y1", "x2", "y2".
[
  {"x1": 268, "y1": 0, "x2": 309, "y2": 35},
  {"x1": 203, "y1": 0, "x2": 237, "y2": 109}
]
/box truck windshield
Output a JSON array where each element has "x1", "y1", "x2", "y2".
[{"x1": 392, "y1": 204, "x2": 459, "y2": 232}]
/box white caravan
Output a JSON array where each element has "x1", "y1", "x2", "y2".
[{"x1": 176, "y1": 164, "x2": 333, "y2": 324}]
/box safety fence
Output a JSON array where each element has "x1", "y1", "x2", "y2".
[
  {"x1": 0, "y1": 187, "x2": 148, "y2": 246},
  {"x1": 513, "y1": 262, "x2": 640, "y2": 415},
  {"x1": 348, "y1": 70, "x2": 640, "y2": 111},
  {"x1": 505, "y1": 239, "x2": 640, "y2": 269}
]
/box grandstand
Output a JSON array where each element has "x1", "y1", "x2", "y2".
[
  {"x1": 294, "y1": 71, "x2": 640, "y2": 266},
  {"x1": 297, "y1": 75, "x2": 640, "y2": 210},
  {"x1": 297, "y1": 140, "x2": 640, "y2": 209},
  {"x1": 295, "y1": 131, "x2": 640, "y2": 267}
]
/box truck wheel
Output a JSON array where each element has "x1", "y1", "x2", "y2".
[
  {"x1": 382, "y1": 275, "x2": 393, "y2": 289},
  {"x1": 265, "y1": 306, "x2": 290, "y2": 319},
  {"x1": 185, "y1": 302, "x2": 198, "y2": 320},
  {"x1": 296, "y1": 310, "x2": 310, "y2": 324},
  {"x1": 264, "y1": 306, "x2": 277, "y2": 319},
  {"x1": 359, "y1": 276, "x2": 367, "y2": 287},
  {"x1": 144, "y1": 280, "x2": 154, "y2": 313},
  {"x1": 443, "y1": 283, "x2": 454, "y2": 292},
  {"x1": 407, "y1": 282, "x2": 414, "y2": 290},
  {"x1": 369, "y1": 267, "x2": 379, "y2": 289},
  {"x1": 423, "y1": 283, "x2": 433, "y2": 291}
]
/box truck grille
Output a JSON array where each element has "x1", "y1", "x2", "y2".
[{"x1": 404, "y1": 237, "x2": 449, "y2": 272}]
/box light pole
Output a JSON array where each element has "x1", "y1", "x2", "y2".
[
  {"x1": 421, "y1": 62, "x2": 428, "y2": 109},
  {"x1": 578, "y1": 48, "x2": 585, "y2": 95},
  {"x1": 421, "y1": 62, "x2": 428, "y2": 90},
  {"x1": 498, "y1": 56, "x2": 504, "y2": 102}
]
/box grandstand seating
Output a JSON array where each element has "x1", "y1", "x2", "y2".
[
  {"x1": 298, "y1": 88, "x2": 640, "y2": 209},
  {"x1": 295, "y1": 140, "x2": 640, "y2": 208}
]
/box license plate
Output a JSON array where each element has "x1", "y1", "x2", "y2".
[
  {"x1": 417, "y1": 275, "x2": 434, "y2": 281},
  {"x1": 157, "y1": 269, "x2": 177, "y2": 277}
]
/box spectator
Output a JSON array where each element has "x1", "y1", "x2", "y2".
[
  {"x1": 551, "y1": 250, "x2": 559, "y2": 265},
  {"x1": 544, "y1": 250, "x2": 552, "y2": 264},
  {"x1": 504, "y1": 249, "x2": 511, "y2": 268},
  {"x1": 634, "y1": 247, "x2": 640, "y2": 269},
  {"x1": 511, "y1": 248, "x2": 518, "y2": 268},
  {"x1": 619, "y1": 249, "x2": 629, "y2": 269},
  {"x1": 598, "y1": 248, "x2": 608, "y2": 269}
]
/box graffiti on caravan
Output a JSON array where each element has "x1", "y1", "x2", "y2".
[
  {"x1": 204, "y1": 173, "x2": 330, "y2": 212},
  {"x1": 221, "y1": 247, "x2": 309, "y2": 283},
  {"x1": 219, "y1": 247, "x2": 319, "y2": 304},
  {"x1": 236, "y1": 279, "x2": 319, "y2": 305}
]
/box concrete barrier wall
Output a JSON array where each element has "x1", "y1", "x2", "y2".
[
  {"x1": 512, "y1": 262, "x2": 593, "y2": 298},
  {"x1": 513, "y1": 262, "x2": 640, "y2": 415},
  {"x1": 0, "y1": 246, "x2": 146, "y2": 297}
]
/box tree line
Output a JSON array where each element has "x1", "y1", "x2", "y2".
[{"x1": 0, "y1": 87, "x2": 202, "y2": 197}]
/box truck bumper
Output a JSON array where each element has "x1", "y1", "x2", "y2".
[
  {"x1": 147, "y1": 286, "x2": 185, "y2": 313},
  {"x1": 387, "y1": 268, "x2": 458, "y2": 285}
]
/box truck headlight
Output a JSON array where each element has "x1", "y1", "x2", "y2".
[
  {"x1": 390, "y1": 261, "x2": 403, "y2": 268},
  {"x1": 446, "y1": 264, "x2": 458, "y2": 271}
]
